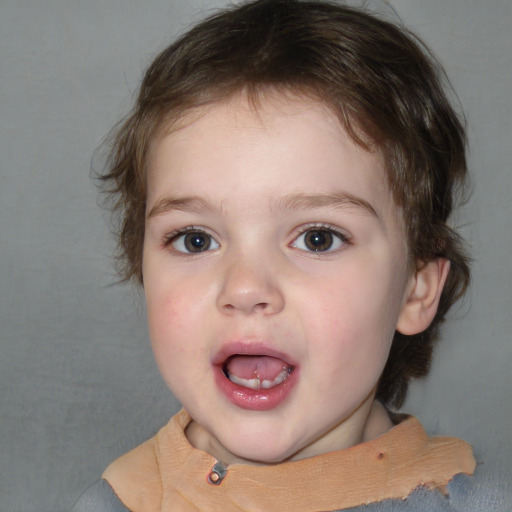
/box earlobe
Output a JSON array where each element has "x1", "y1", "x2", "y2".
[{"x1": 396, "y1": 259, "x2": 450, "y2": 335}]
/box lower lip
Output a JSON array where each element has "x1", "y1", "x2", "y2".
[{"x1": 213, "y1": 365, "x2": 298, "y2": 411}]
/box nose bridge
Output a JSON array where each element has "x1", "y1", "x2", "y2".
[{"x1": 216, "y1": 247, "x2": 285, "y2": 316}]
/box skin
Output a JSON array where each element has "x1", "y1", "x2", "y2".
[{"x1": 142, "y1": 92, "x2": 446, "y2": 465}]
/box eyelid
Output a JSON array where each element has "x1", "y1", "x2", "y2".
[
  {"x1": 163, "y1": 225, "x2": 220, "y2": 254},
  {"x1": 289, "y1": 223, "x2": 350, "y2": 253}
]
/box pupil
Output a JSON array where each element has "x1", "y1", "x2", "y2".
[
  {"x1": 306, "y1": 230, "x2": 332, "y2": 252},
  {"x1": 185, "y1": 233, "x2": 210, "y2": 252}
]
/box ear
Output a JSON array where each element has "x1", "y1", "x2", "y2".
[{"x1": 396, "y1": 258, "x2": 450, "y2": 335}]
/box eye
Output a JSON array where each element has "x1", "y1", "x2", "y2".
[
  {"x1": 291, "y1": 227, "x2": 347, "y2": 253},
  {"x1": 167, "y1": 229, "x2": 220, "y2": 254}
]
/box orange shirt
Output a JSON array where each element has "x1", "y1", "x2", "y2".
[{"x1": 103, "y1": 409, "x2": 475, "y2": 512}]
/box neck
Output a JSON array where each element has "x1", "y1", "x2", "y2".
[{"x1": 185, "y1": 396, "x2": 393, "y2": 466}]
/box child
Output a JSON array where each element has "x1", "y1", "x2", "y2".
[{"x1": 73, "y1": 0, "x2": 478, "y2": 510}]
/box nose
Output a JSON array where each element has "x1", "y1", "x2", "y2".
[{"x1": 216, "y1": 254, "x2": 285, "y2": 316}]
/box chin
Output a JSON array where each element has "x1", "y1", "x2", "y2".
[{"x1": 224, "y1": 435, "x2": 298, "y2": 464}]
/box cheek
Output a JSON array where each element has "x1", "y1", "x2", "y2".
[
  {"x1": 145, "y1": 278, "x2": 204, "y2": 356},
  {"x1": 145, "y1": 287, "x2": 205, "y2": 389},
  {"x1": 146, "y1": 287, "x2": 185, "y2": 333},
  {"x1": 304, "y1": 263, "x2": 402, "y2": 366}
]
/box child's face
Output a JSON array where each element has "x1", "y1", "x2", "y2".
[{"x1": 143, "y1": 93, "x2": 413, "y2": 464}]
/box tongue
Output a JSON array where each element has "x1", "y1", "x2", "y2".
[{"x1": 226, "y1": 355, "x2": 289, "y2": 381}]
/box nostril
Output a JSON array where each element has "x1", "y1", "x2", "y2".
[
  {"x1": 216, "y1": 276, "x2": 284, "y2": 315},
  {"x1": 220, "y1": 300, "x2": 270, "y2": 315}
]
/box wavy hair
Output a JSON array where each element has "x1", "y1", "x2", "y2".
[{"x1": 102, "y1": 0, "x2": 470, "y2": 408}]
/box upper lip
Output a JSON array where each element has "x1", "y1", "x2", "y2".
[{"x1": 211, "y1": 340, "x2": 298, "y2": 368}]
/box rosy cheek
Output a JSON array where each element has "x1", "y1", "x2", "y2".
[{"x1": 156, "y1": 303, "x2": 189, "y2": 343}]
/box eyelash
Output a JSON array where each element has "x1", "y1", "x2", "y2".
[
  {"x1": 163, "y1": 226, "x2": 220, "y2": 254},
  {"x1": 162, "y1": 224, "x2": 350, "y2": 255},
  {"x1": 290, "y1": 224, "x2": 350, "y2": 253}
]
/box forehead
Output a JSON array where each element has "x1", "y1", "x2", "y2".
[
  {"x1": 146, "y1": 92, "x2": 398, "y2": 223},
  {"x1": 150, "y1": 90, "x2": 372, "y2": 166}
]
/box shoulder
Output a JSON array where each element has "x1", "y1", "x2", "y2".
[
  {"x1": 71, "y1": 479, "x2": 130, "y2": 512},
  {"x1": 338, "y1": 466, "x2": 511, "y2": 512},
  {"x1": 79, "y1": 411, "x2": 190, "y2": 512},
  {"x1": 101, "y1": 435, "x2": 162, "y2": 512}
]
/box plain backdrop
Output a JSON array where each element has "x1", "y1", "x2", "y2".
[{"x1": 1, "y1": 1, "x2": 511, "y2": 511}]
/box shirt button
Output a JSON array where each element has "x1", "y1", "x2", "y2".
[{"x1": 208, "y1": 462, "x2": 228, "y2": 485}]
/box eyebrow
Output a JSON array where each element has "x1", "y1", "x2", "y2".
[
  {"x1": 147, "y1": 191, "x2": 377, "y2": 219},
  {"x1": 147, "y1": 196, "x2": 218, "y2": 219},
  {"x1": 275, "y1": 192, "x2": 378, "y2": 217}
]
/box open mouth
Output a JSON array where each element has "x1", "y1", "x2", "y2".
[
  {"x1": 223, "y1": 355, "x2": 294, "y2": 390},
  {"x1": 213, "y1": 344, "x2": 298, "y2": 410}
]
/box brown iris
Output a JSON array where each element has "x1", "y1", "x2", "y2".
[
  {"x1": 183, "y1": 232, "x2": 212, "y2": 252},
  {"x1": 304, "y1": 229, "x2": 333, "y2": 252}
]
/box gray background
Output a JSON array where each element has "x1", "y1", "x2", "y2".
[{"x1": 1, "y1": 1, "x2": 511, "y2": 511}]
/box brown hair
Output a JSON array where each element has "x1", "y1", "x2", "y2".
[{"x1": 102, "y1": 0, "x2": 470, "y2": 408}]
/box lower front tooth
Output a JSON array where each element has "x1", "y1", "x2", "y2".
[
  {"x1": 261, "y1": 368, "x2": 290, "y2": 389},
  {"x1": 228, "y1": 366, "x2": 292, "y2": 390},
  {"x1": 228, "y1": 374, "x2": 260, "y2": 390}
]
